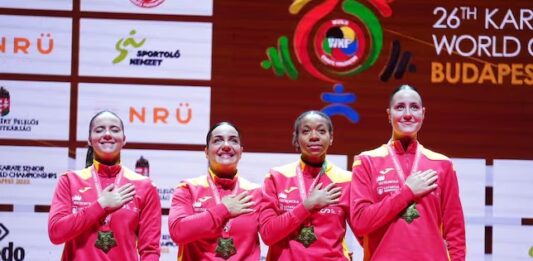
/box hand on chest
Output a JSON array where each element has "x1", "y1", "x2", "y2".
[
  {"x1": 374, "y1": 166, "x2": 442, "y2": 199},
  {"x1": 277, "y1": 178, "x2": 345, "y2": 216},
  {"x1": 70, "y1": 181, "x2": 140, "y2": 214},
  {"x1": 192, "y1": 187, "x2": 256, "y2": 213}
]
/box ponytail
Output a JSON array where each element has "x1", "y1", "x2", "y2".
[{"x1": 85, "y1": 146, "x2": 94, "y2": 168}]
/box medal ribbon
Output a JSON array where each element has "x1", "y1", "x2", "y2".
[
  {"x1": 207, "y1": 172, "x2": 240, "y2": 238},
  {"x1": 295, "y1": 162, "x2": 326, "y2": 202},
  {"x1": 387, "y1": 141, "x2": 425, "y2": 224},
  {"x1": 91, "y1": 165, "x2": 124, "y2": 228},
  {"x1": 296, "y1": 161, "x2": 326, "y2": 226},
  {"x1": 386, "y1": 140, "x2": 423, "y2": 184}
]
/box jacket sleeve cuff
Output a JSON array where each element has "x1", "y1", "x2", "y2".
[
  {"x1": 292, "y1": 203, "x2": 312, "y2": 223},
  {"x1": 398, "y1": 185, "x2": 416, "y2": 206},
  {"x1": 207, "y1": 203, "x2": 232, "y2": 223},
  {"x1": 88, "y1": 201, "x2": 107, "y2": 220}
]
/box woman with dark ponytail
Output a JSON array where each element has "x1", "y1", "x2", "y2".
[
  {"x1": 85, "y1": 146, "x2": 94, "y2": 168},
  {"x1": 48, "y1": 110, "x2": 161, "y2": 260}
]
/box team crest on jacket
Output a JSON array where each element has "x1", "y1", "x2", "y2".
[
  {"x1": 193, "y1": 196, "x2": 212, "y2": 208},
  {"x1": 72, "y1": 194, "x2": 82, "y2": 202},
  {"x1": 375, "y1": 168, "x2": 400, "y2": 196}
]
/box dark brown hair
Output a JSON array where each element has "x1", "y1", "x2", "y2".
[{"x1": 205, "y1": 122, "x2": 241, "y2": 148}]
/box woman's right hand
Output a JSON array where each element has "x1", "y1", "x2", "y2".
[
  {"x1": 303, "y1": 182, "x2": 341, "y2": 211},
  {"x1": 97, "y1": 183, "x2": 136, "y2": 210},
  {"x1": 405, "y1": 169, "x2": 438, "y2": 197},
  {"x1": 222, "y1": 191, "x2": 255, "y2": 217}
]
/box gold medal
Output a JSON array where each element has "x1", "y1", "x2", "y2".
[
  {"x1": 296, "y1": 225, "x2": 317, "y2": 247},
  {"x1": 215, "y1": 237, "x2": 237, "y2": 259},
  {"x1": 386, "y1": 142, "x2": 424, "y2": 224},
  {"x1": 293, "y1": 164, "x2": 324, "y2": 248},
  {"x1": 401, "y1": 203, "x2": 420, "y2": 224},
  {"x1": 95, "y1": 230, "x2": 117, "y2": 253},
  {"x1": 91, "y1": 167, "x2": 122, "y2": 253}
]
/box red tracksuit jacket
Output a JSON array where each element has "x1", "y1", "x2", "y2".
[
  {"x1": 168, "y1": 172, "x2": 261, "y2": 260},
  {"x1": 350, "y1": 140, "x2": 466, "y2": 261},
  {"x1": 48, "y1": 162, "x2": 161, "y2": 261},
  {"x1": 259, "y1": 160, "x2": 354, "y2": 260}
]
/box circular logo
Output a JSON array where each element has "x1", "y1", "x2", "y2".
[
  {"x1": 314, "y1": 19, "x2": 368, "y2": 70},
  {"x1": 129, "y1": 0, "x2": 165, "y2": 8}
]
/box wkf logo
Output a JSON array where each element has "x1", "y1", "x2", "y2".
[
  {"x1": 0, "y1": 223, "x2": 26, "y2": 261},
  {"x1": 0, "y1": 87, "x2": 10, "y2": 117}
]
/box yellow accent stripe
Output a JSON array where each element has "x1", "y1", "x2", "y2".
[
  {"x1": 421, "y1": 147, "x2": 449, "y2": 161},
  {"x1": 239, "y1": 177, "x2": 260, "y2": 190},
  {"x1": 123, "y1": 168, "x2": 147, "y2": 181},
  {"x1": 272, "y1": 162, "x2": 298, "y2": 178},
  {"x1": 342, "y1": 238, "x2": 351, "y2": 260},
  {"x1": 325, "y1": 165, "x2": 352, "y2": 183},
  {"x1": 187, "y1": 175, "x2": 209, "y2": 187},
  {"x1": 360, "y1": 145, "x2": 389, "y2": 157},
  {"x1": 352, "y1": 159, "x2": 361, "y2": 167},
  {"x1": 74, "y1": 168, "x2": 92, "y2": 180}
]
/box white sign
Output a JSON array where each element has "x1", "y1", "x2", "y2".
[
  {"x1": 452, "y1": 158, "x2": 486, "y2": 217},
  {"x1": 493, "y1": 160, "x2": 533, "y2": 217},
  {"x1": 81, "y1": 0, "x2": 212, "y2": 16},
  {"x1": 0, "y1": 146, "x2": 68, "y2": 205},
  {"x1": 493, "y1": 225, "x2": 533, "y2": 260},
  {"x1": 0, "y1": 80, "x2": 70, "y2": 140},
  {"x1": 77, "y1": 83, "x2": 210, "y2": 144},
  {"x1": 79, "y1": 19, "x2": 212, "y2": 80},
  {"x1": 0, "y1": 213, "x2": 63, "y2": 261},
  {"x1": 0, "y1": 15, "x2": 72, "y2": 75},
  {"x1": 465, "y1": 224, "x2": 485, "y2": 261},
  {"x1": 0, "y1": 0, "x2": 72, "y2": 11}
]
